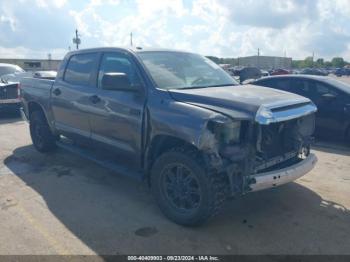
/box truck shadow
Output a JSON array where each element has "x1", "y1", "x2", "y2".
[
  {"x1": 313, "y1": 139, "x2": 350, "y2": 156},
  {"x1": 4, "y1": 145, "x2": 350, "y2": 255}
]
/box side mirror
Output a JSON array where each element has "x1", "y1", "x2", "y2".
[{"x1": 101, "y1": 72, "x2": 137, "y2": 92}]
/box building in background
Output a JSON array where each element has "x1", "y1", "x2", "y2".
[
  {"x1": 237, "y1": 56, "x2": 292, "y2": 70},
  {"x1": 0, "y1": 58, "x2": 62, "y2": 71}
]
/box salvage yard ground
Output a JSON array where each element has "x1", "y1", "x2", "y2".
[{"x1": 0, "y1": 77, "x2": 350, "y2": 255}]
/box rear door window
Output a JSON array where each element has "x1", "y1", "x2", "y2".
[
  {"x1": 64, "y1": 53, "x2": 99, "y2": 86},
  {"x1": 256, "y1": 78, "x2": 291, "y2": 91},
  {"x1": 289, "y1": 79, "x2": 310, "y2": 97}
]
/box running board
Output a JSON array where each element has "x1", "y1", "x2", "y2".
[{"x1": 57, "y1": 140, "x2": 143, "y2": 181}]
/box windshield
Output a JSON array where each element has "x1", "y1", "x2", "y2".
[
  {"x1": 0, "y1": 65, "x2": 25, "y2": 77},
  {"x1": 326, "y1": 78, "x2": 350, "y2": 94},
  {"x1": 138, "y1": 51, "x2": 238, "y2": 90}
]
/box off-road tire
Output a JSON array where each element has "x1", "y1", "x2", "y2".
[
  {"x1": 151, "y1": 147, "x2": 229, "y2": 226},
  {"x1": 30, "y1": 110, "x2": 57, "y2": 152}
]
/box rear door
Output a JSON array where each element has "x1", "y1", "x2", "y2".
[
  {"x1": 88, "y1": 51, "x2": 146, "y2": 168},
  {"x1": 51, "y1": 52, "x2": 100, "y2": 139}
]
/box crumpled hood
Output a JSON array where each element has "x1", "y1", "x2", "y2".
[{"x1": 169, "y1": 84, "x2": 313, "y2": 122}]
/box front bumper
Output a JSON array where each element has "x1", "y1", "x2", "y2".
[{"x1": 247, "y1": 153, "x2": 317, "y2": 192}]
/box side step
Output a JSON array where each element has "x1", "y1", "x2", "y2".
[{"x1": 57, "y1": 140, "x2": 143, "y2": 181}]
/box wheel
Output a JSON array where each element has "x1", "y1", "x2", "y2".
[
  {"x1": 30, "y1": 110, "x2": 57, "y2": 152},
  {"x1": 151, "y1": 147, "x2": 228, "y2": 226}
]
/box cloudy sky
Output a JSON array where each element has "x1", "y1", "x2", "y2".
[{"x1": 0, "y1": 0, "x2": 349, "y2": 60}]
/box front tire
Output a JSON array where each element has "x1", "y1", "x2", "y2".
[
  {"x1": 151, "y1": 147, "x2": 228, "y2": 226},
  {"x1": 30, "y1": 110, "x2": 57, "y2": 152}
]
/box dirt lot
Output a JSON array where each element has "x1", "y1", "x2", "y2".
[{"x1": 0, "y1": 77, "x2": 350, "y2": 255}]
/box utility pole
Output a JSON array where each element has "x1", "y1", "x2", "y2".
[
  {"x1": 130, "y1": 32, "x2": 133, "y2": 47},
  {"x1": 73, "y1": 29, "x2": 81, "y2": 50},
  {"x1": 312, "y1": 51, "x2": 315, "y2": 68}
]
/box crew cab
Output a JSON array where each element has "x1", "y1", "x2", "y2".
[{"x1": 21, "y1": 47, "x2": 318, "y2": 226}]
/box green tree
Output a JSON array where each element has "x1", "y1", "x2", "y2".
[
  {"x1": 331, "y1": 57, "x2": 345, "y2": 68},
  {"x1": 324, "y1": 61, "x2": 332, "y2": 68},
  {"x1": 206, "y1": 56, "x2": 220, "y2": 64},
  {"x1": 316, "y1": 58, "x2": 324, "y2": 67}
]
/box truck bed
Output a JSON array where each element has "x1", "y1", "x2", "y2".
[{"x1": 20, "y1": 77, "x2": 55, "y2": 117}]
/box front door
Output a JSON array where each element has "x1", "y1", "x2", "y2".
[{"x1": 88, "y1": 51, "x2": 146, "y2": 168}]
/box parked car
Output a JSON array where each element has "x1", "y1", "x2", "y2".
[
  {"x1": 21, "y1": 47, "x2": 317, "y2": 226},
  {"x1": 300, "y1": 68, "x2": 328, "y2": 76},
  {"x1": 260, "y1": 70, "x2": 269, "y2": 77},
  {"x1": 0, "y1": 63, "x2": 24, "y2": 77},
  {"x1": 335, "y1": 68, "x2": 350, "y2": 77},
  {"x1": 253, "y1": 75, "x2": 350, "y2": 141},
  {"x1": 0, "y1": 81, "x2": 21, "y2": 114},
  {"x1": 238, "y1": 67, "x2": 262, "y2": 83},
  {"x1": 33, "y1": 71, "x2": 57, "y2": 80},
  {"x1": 0, "y1": 64, "x2": 24, "y2": 114},
  {"x1": 270, "y1": 68, "x2": 290, "y2": 75},
  {"x1": 1, "y1": 72, "x2": 32, "y2": 84}
]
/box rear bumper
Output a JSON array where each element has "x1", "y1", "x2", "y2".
[
  {"x1": 0, "y1": 99, "x2": 21, "y2": 111},
  {"x1": 248, "y1": 153, "x2": 317, "y2": 192}
]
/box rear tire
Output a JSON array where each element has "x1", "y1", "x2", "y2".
[
  {"x1": 151, "y1": 147, "x2": 228, "y2": 226},
  {"x1": 30, "y1": 110, "x2": 57, "y2": 152}
]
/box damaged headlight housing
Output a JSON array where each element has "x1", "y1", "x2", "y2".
[{"x1": 208, "y1": 118, "x2": 241, "y2": 145}]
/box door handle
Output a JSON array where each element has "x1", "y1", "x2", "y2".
[
  {"x1": 53, "y1": 88, "x2": 61, "y2": 96},
  {"x1": 89, "y1": 95, "x2": 101, "y2": 104}
]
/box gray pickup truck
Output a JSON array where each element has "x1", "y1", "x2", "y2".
[{"x1": 21, "y1": 47, "x2": 317, "y2": 226}]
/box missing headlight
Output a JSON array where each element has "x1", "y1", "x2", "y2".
[{"x1": 208, "y1": 120, "x2": 241, "y2": 145}]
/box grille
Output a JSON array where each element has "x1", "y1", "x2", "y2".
[
  {"x1": 255, "y1": 114, "x2": 315, "y2": 171},
  {"x1": 0, "y1": 84, "x2": 18, "y2": 100}
]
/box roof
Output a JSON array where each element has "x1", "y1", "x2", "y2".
[
  {"x1": 256, "y1": 74, "x2": 329, "y2": 81},
  {"x1": 65, "y1": 47, "x2": 194, "y2": 57},
  {"x1": 0, "y1": 63, "x2": 21, "y2": 68}
]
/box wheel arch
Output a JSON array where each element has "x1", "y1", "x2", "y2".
[
  {"x1": 145, "y1": 135, "x2": 201, "y2": 180},
  {"x1": 27, "y1": 101, "x2": 56, "y2": 133}
]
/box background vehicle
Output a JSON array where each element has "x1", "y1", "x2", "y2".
[
  {"x1": 33, "y1": 71, "x2": 57, "y2": 80},
  {"x1": 270, "y1": 68, "x2": 290, "y2": 76},
  {"x1": 0, "y1": 63, "x2": 25, "y2": 77},
  {"x1": 335, "y1": 68, "x2": 350, "y2": 77},
  {"x1": 237, "y1": 67, "x2": 261, "y2": 83},
  {"x1": 300, "y1": 68, "x2": 328, "y2": 76},
  {"x1": 21, "y1": 47, "x2": 317, "y2": 226},
  {"x1": 253, "y1": 75, "x2": 350, "y2": 141},
  {"x1": 0, "y1": 64, "x2": 24, "y2": 114}
]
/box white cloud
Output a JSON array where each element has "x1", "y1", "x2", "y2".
[{"x1": 0, "y1": 0, "x2": 349, "y2": 60}]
